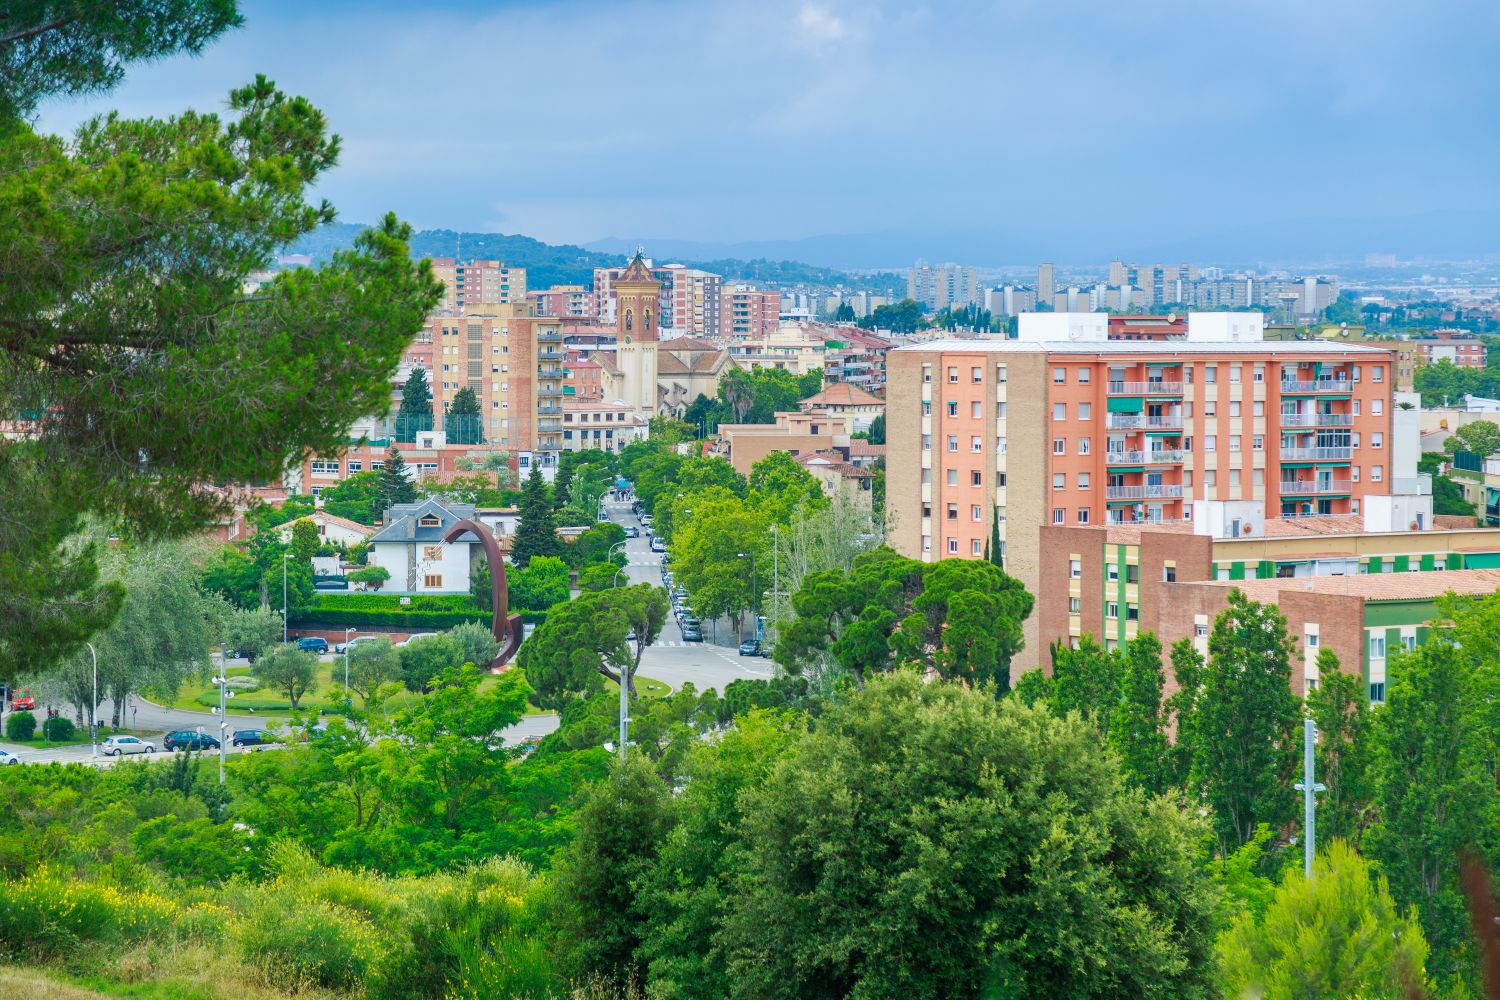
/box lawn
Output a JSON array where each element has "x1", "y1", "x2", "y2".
[{"x1": 167, "y1": 661, "x2": 670, "y2": 718}]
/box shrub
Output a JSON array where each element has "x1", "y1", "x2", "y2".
[
  {"x1": 0, "y1": 868, "x2": 173, "y2": 955},
  {"x1": 224, "y1": 676, "x2": 261, "y2": 691},
  {"x1": 5, "y1": 711, "x2": 36, "y2": 741},
  {"x1": 41, "y1": 715, "x2": 75, "y2": 741},
  {"x1": 235, "y1": 896, "x2": 383, "y2": 990}
]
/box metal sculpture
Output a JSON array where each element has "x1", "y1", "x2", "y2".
[{"x1": 444, "y1": 519, "x2": 523, "y2": 669}]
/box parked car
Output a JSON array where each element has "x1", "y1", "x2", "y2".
[
  {"x1": 296, "y1": 636, "x2": 329, "y2": 654},
  {"x1": 334, "y1": 635, "x2": 381, "y2": 655},
  {"x1": 101, "y1": 735, "x2": 155, "y2": 756},
  {"x1": 738, "y1": 639, "x2": 762, "y2": 657},
  {"x1": 681, "y1": 621, "x2": 703, "y2": 642},
  {"x1": 625, "y1": 526, "x2": 640, "y2": 538},
  {"x1": 641, "y1": 513, "x2": 654, "y2": 525},
  {"x1": 395, "y1": 632, "x2": 437, "y2": 648},
  {"x1": 231, "y1": 729, "x2": 273, "y2": 750},
  {"x1": 164, "y1": 730, "x2": 220, "y2": 752},
  {"x1": 11, "y1": 688, "x2": 35, "y2": 710},
  {"x1": 0, "y1": 749, "x2": 19, "y2": 766},
  {"x1": 650, "y1": 538, "x2": 666, "y2": 553}
]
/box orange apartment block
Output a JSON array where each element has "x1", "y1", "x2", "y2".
[
  {"x1": 428, "y1": 258, "x2": 526, "y2": 313},
  {"x1": 886, "y1": 324, "x2": 1397, "y2": 670}
]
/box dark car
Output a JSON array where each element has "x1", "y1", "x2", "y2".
[
  {"x1": 230, "y1": 729, "x2": 273, "y2": 750},
  {"x1": 296, "y1": 636, "x2": 329, "y2": 654},
  {"x1": 164, "y1": 730, "x2": 220, "y2": 752},
  {"x1": 681, "y1": 622, "x2": 703, "y2": 642},
  {"x1": 738, "y1": 639, "x2": 762, "y2": 656},
  {"x1": 625, "y1": 526, "x2": 640, "y2": 538}
]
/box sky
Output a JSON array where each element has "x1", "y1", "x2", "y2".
[{"x1": 35, "y1": 0, "x2": 1500, "y2": 268}]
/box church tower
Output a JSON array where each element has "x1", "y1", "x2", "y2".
[{"x1": 614, "y1": 250, "x2": 661, "y2": 415}]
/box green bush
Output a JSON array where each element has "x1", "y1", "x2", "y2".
[
  {"x1": 41, "y1": 715, "x2": 75, "y2": 741},
  {"x1": 297, "y1": 608, "x2": 491, "y2": 629},
  {"x1": 309, "y1": 593, "x2": 480, "y2": 612},
  {"x1": 0, "y1": 868, "x2": 174, "y2": 955},
  {"x1": 235, "y1": 896, "x2": 383, "y2": 990},
  {"x1": 5, "y1": 711, "x2": 36, "y2": 741}
]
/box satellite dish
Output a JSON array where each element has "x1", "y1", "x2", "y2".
[
  {"x1": 1068, "y1": 327, "x2": 1082, "y2": 341},
  {"x1": 1167, "y1": 312, "x2": 1178, "y2": 323}
]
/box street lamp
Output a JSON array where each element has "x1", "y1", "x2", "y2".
[
  {"x1": 608, "y1": 539, "x2": 629, "y2": 588},
  {"x1": 737, "y1": 551, "x2": 758, "y2": 642},
  {"x1": 212, "y1": 661, "x2": 235, "y2": 785},
  {"x1": 343, "y1": 627, "x2": 356, "y2": 707},
  {"x1": 86, "y1": 641, "x2": 97, "y2": 758},
  {"x1": 282, "y1": 552, "x2": 293, "y2": 643}
]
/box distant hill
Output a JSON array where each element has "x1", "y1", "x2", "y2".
[{"x1": 284, "y1": 224, "x2": 899, "y2": 291}]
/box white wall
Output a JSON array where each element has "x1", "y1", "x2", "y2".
[
  {"x1": 1364, "y1": 494, "x2": 1433, "y2": 533},
  {"x1": 1186, "y1": 312, "x2": 1265, "y2": 342},
  {"x1": 1393, "y1": 391, "x2": 1421, "y2": 482},
  {"x1": 1018, "y1": 312, "x2": 1108, "y2": 342},
  {"x1": 1193, "y1": 499, "x2": 1266, "y2": 538},
  {"x1": 369, "y1": 540, "x2": 472, "y2": 594}
]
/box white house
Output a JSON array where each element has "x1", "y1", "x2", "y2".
[
  {"x1": 275, "y1": 510, "x2": 376, "y2": 548},
  {"x1": 367, "y1": 499, "x2": 478, "y2": 595}
]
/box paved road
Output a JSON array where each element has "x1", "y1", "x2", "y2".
[{"x1": 0, "y1": 498, "x2": 773, "y2": 766}]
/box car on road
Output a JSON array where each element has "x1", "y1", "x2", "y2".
[
  {"x1": 641, "y1": 513, "x2": 653, "y2": 525},
  {"x1": 164, "y1": 730, "x2": 220, "y2": 752},
  {"x1": 395, "y1": 632, "x2": 437, "y2": 648},
  {"x1": 0, "y1": 749, "x2": 19, "y2": 766},
  {"x1": 11, "y1": 688, "x2": 35, "y2": 710},
  {"x1": 101, "y1": 736, "x2": 155, "y2": 756},
  {"x1": 681, "y1": 621, "x2": 703, "y2": 642},
  {"x1": 231, "y1": 729, "x2": 273, "y2": 750},
  {"x1": 738, "y1": 639, "x2": 763, "y2": 657},
  {"x1": 296, "y1": 636, "x2": 329, "y2": 654},
  {"x1": 650, "y1": 538, "x2": 666, "y2": 553},
  {"x1": 334, "y1": 635, "x2": 382, "y2": 655},
  {"x1": 625, "y1": 526, "x2": 640, "y2": 538}
]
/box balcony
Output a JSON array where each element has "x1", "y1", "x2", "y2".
[
  {"x1": 1281, "y1": 446, "x2": 1353, "y2": 461},
  {"x1": 536, "y1": 441, "x2": 564, "y2": 451},
  {"x1": 1105, "y1": 484, "x2": 1185, "y2": 501},
  {"x1": 538, "y1": 349, "x2": 565, "y2": 361},
  {"x1": 1105, "y1": 449, "x2": 1185, "y2": 465},
  {"x1": 1106, "y1": 381, "x2": 1183, "y2": 395},
  {"x1": 537, "y1": 385, "x2": 564, "y2": 397},
  {"x1": 1107, "y1": 414, "x2": 1183, "y2": 431},
  {"x1": 537, "y1": 404, "x2": 562, "y2": 415},
  {"x1": 536, "y1": 329, "x2": 563, "y2": 343},
  {"x1": 537, "y1": 419, "x2": 562, "y2": 432},
  {"x1": 1279, "y1": 379, "x2": 1353, "y2": 393},
  {"x1": 1278, "y1": 479, "x2": 1353, "y2": 495},
  {"x1": 1279, "y1": 412, "x2": 1353, "y2": 427},
  {"x1": 538, "y1": 365, "x2": 565, "y2": 378}
]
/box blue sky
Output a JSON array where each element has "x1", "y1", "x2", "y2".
[{"x1": 35, "y1": 0, "x2": 1500, "y2": 267}]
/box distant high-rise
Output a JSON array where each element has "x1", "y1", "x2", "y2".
[
  {"x1": 907, "y1": 262, "x2": 978, "y2": 312},
  {"x1": 1037, "y1": 263, "x2": 1055, "y2": 305},
  {"x1": 429, "y1": 258, "x2": 526, "y2": 313}
]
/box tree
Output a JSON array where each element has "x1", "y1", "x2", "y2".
[
  {"x1": 200, "y1": 544, "x2": 262, "y2": 610},
  {"x1": 508, "y1": 555, "x2": 570, "y2": 612},
  {"x1": 1366, "y1": 638, "x2": 1496, "y2": 981},
  {"x1": 670, "y1": 493, "x2": 768, "y2": 636},
  {"x1": 866, "y1": 412, "x2": 885, "y2": 445},
  {"x1": 395, "y1": 367, "x2": 434, "y2": 442},
  {"x1": 398, "y1": 634, "x2": 464, "y2": 692},
  {"x1": 579, "y1": 563, "x2": 622, "y2": 592},
  {"x1": 984, "y1": 506, "x2": 1003, "y2": 567},
  {"x1": 444, "y1": 386, "x2": 484, "y2": 445},
  {"x1": 446, "y1": 621, "x2": 500, "y2": 672},
  {"x1": 1193, "y1": 590, "x2": 1302, "y2": 849},
  {"x1": 343, "y1": 638, "x2": 400, "y2": 704},
  {"x1": 1216, "y1": 840, "x2": 1427, "y2": 1000},
  {"x1": 511, "y1": 467, "x2": 563, "y2": 567},
  {"x1": 1448, "y1": 418, "x2": 1500, "y2": 458},
  {"x1": 857, "y1": 298, "x2": 924, "y2": 333},
  {"x1": 1050, "y1": 634, "x2": 1121, "y2": 733},
  {"x1": 571, "y1": 521, "x2": 625, "y2": 567},
  {"x1": 346, "y1": 565, "x2": 389, "y2": 591},
  {"x1": 290, "y1": 519, "x2": 320, "y2": 562},
  {"x1": 1, "y1": 61, "x2": 442, "y2": 683},
  {"x1": 318, "y1": 470, "x2": 383, "y2": 525},
  {"x1": 373, "y1": 450, "x2": 418, "y2": 521},
  {"x1": 710, "y1": 675, "x2": 1218, "y2": 999},
  {"x1": 518, "y1": 584, "x2": 669, "y2": 708},
  {"x1": 746, "y1": 451, "x2": 823, "y2": 526},
  {"x1": 1305, "y1": 652, "x2": 1373, "y2": 844},
  {"x1": 832, "y1": 302, "x2": 856, "y2": 322},
  {"x1": 223, "y1": 606, "x2": 282, "y2": 661},
  {"x1": 1165, "y1": 638, "x2": 1206, "y2": 788},
  {"x1": 255, "y1": 646, "x2": 318, "y2": 711},
  {"x1": 1108, "y1": 632, "x2": 1171, "y2": 795},
  {"x1": 1433, "y1": 474, "x2": 1477, "y2": 516},
  {"x1": 912, "y1": 558, "x2": 1032, "y2": 688}
]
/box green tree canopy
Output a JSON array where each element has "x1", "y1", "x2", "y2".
[
  {"x1": 373, "y1": 451, "x2": 417, "y2": 522},
  {"x1": 318, "y1": 470, "x2": 382, "y2": 525},
  {"x1": 518, "y1": 584, "x2": 670, "y2": 709},
  {"x1": 342, "y1": 637, "x2": 399, "y2": 704},
  {"x1": 255, "y1": 645, "x2": 317, "y2": 711},
  {"x1": 1448, "y1": 418, "x2": 1500, "y2": 458},
  {"x1": 508, "y1": 555, "x2": 569, "y2": 612},
  {"x1": 444, "y1": 386, "x2": 484, "y2": 445},
  {"x1": 394, "y1": 367, "x2": 434, "y2": 442},
  {"x1": 511, "y1": 466, "x2": 563, "y2": 567}
]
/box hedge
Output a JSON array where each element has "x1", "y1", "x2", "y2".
[
  {"x1": 294, "y1": 608, "x2": 549, "y2": 629},
  {"x1": 308, "y1": 594, "x2": 480, "y2": 613}
]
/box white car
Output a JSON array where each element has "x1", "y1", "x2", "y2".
[
  {"x1": 0, "y1": 749, "x2": 19, "y2": 766},
  {"x1": 101, "y1": 735, "x2": 155, "y2": 756},
  {"x1": 394, "y1": 632, "x2": 437, "y2": 648},
  {"x1": 335, "y1": 635, "x2": 383, "y2": 655}
]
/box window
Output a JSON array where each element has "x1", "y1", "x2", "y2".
[
  {"x1": 1069, "y1": 597, "x2": 1082, "y2": 613},
  {"x1": 1230, "y1": 401, "x2": 1241, "y2": 417},
  {"x1": 371, "y1": 461, "x2": 384, "y2": 471},
  {"x1": 947, "y1": 401, "x2": 958, "y2": 417},
  {"x1": 1079, "y1": 437, "x2": 1091, "y2": 455},
  {"x1": 1106, "y1": 562, "x2": 1119, "y2": 582},
  {"x1": 1372, "y1": 399, "x2": 1384, "y2": 416},
  {"x1": 1369, "y1": 682, "x2": 1386, "y2": 704},
  {"x1": 1253, "y1": 435, "x2": 1264, "y2": 450},
  {"x1": 1078, "y1": 508, "x2": 1090, "y2": 524},
  {"x1": 922, "y1": 502, "x2": 932, "y2": 519},
  {"x1": 1372, "y1": 465, "x2": 1383, "y2": 482},
  {"x1": 1352, "y1": 432, "x2": 1360, "y2": 448},
  {"x1": 1205, "y1": 470, "x2": 1217, "y2": 486},
  {"x1": 948, "y1": 538, "x2": 958, "y2": 554},
  {"x1": 1352, "y1": 466, "x2": 1360, "y2": 482},
  {"x1": 1053, "y1": 367, "x2": 1066, "y2": 385},
  {"x1": 947, "y1": 469, "x2": 958, "y2": 486},
  {"x1": 947, "y1": 435, "x2": 957, "y2": 452},
  {"x1": 1254, "y1": 400, "x2": 1264, "y2": 416},
  {"x1": 1372, "y1": 432, "x2": 1384, "y2": 449},
  {"x1": 972, "y1": 539, "x2": 983, "y2": 555},
  {"x1": 1205, "y1": 366, "x2": 1217, "y2": 384},
  {"x1": 1230, "y1": 366, "x2": 1241, "y2": 384},
  {"x1": 1053, "y1": 438, "x2": 1066, "y2": 455},
  {"x1": 1053, "y1": 403, "x2": 1067, "y2": 421},
  {"x1": 1351, "y1": 365, "x2": 1361, "y2": 382},
  {"x1": 1204, "y1": 401, "x2": 1216, "y2": 418},
  {"x1": 1229, "y1": 469, "x2": 1241, "y2": 488},
  {"x1": 347, "y1": 462, "x2": 362, "y2": 473},
  {"x1": 1069, "y1": 559, "x2": 1082, "y2": 579},
  {"x1": 423, "y1": 545, "x2": 443, "y2": 560},
  {"x1": 418, "y1": 514, "x2": 441, "y2": 527},
  {"x1": 1126, "y1": 564, "x2": 1139, "y2": 584},
  {"x1": 947, "y1": 504, "x2": 958, "y2": 520},
  {"x1": 997, "y1": 473, "x2": 1007, "y2": 487},
  {"x1": 997, "y1": 402, "x2": 1007, "y2": 418},
  {"x1": 972, "y1": 505, "x2": 982, "y2": 521},
  {"x1": 1126, "y1": 604, "x2": 1139, "y2": 621},
  {"x1": 1053, "y1": 473, "x2": 1066, "y2": 490},
  {"x1": 1053, "y1": 508, "x2": 1065, "y2": 525},
  {"x1": 1163, "y1": 565, "x2": 1176, "y2": 582},
  {"x1": 922, "y1": 535, "x2": 932, "y2": 551},
  {"x1": 922, "y1": 401, "x2": 932, "y2": 415},
  {"x1": 1254, "y1": 365, "x2": 1265, "y2": 382},
  {"x1": 1079, "y1": 369, "x2": 1091, "y2": 384},
  {"x1": 972, "y1": 401, "x2": 982, "y2": 419},
  {"x1": 1373, "y1": 366, "x2": 1384, "y2": 382},
  {"x1": 1401, "y1": 634, "x2": 1417, "y2": 653},
  {"x1": 996, "y1": 364, "x2": 1007, "y2": 383},
  {"x1": 1195, "y1": 623, "x2": 1209, "y2": 638},
  {"x1": 1353, "y1": 400, "x2": 1361, "y2": 416},
  {"x1": 948, "y1": 366, "x2": 958, "y2": 383},
  {"x1": 972, "y1": 470, "x2": 982, "y2": 486},
  {"x1": 1078, "y1": 472, "x2": 1090, "y2": 489},
  {"x1": 1205, "y1": 435, "x2": 1217, "y2": 451},
  {"x1": 1253, "y1": 468, "x2": 1264, "y2": 485},
  {"x1": 972, "y1": 367, "x2": 982, "y2": 384},
  {"x1": 997, "y1": 437, "x2": 1007, "y2": 454},
  {"x1": 1370, "y1": 635, "x2": 1387, "y2": 659},
  {"x1": 1106, "y1": 602, "x2": 1120, "y2": 619},
  {"x1": 971, "y1": 436, "x2": 983, "y2": 453},
  {"x1": 423, "y1": 574, "x2": 443, "y2": 589},
  {"x1": 922, "y1": 468, "x2": 931, "y2": 484},
  {"x1": 1079, "y1": 402, "x2": 1091, "y2": 420}
]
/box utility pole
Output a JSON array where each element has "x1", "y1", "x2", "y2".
[
  {"x1": 1294, "y1": 718, "x2": 1326, "y2": 879},
  {"x1": 86, "y1": 642, "x2": 97, "y2": 758},
  {"x1": 618, "y1": 656, "x2": 629, "y2": 762},
  {"x1": 771, "y1": 523, "x2": 779, "y2": 645},
  {"x1": 282, "y1": 552, "x2": 292, "y2": 643},
  {"x1": 213, "y1": 656, "x2": 234, "y2": 785}
]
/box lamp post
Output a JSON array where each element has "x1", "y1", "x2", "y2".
[
  {"x1": 86, "y1": 641, "x2": 97, "y2": 758},
  {"x1": 213, "y1": 655, "x2": 234, "y2": 785},
  {"x1": 282, "y1": 552, "x2": 293, "y2": 643},
  {"x1": 608, "y1": 539, "x2": 629, "y2": 588},
  {"x1": 737, "y1": 551, "x2": 758, "y2": 642},
  {"x1": 343, "y1": 627, "x2": 356, "y2": 706}
]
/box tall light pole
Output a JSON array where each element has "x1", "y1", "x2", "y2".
[
  {"x1": 608, "y1": 539, "x2": 629, "y2": 588},
  {"x1": 771, "y1": 524, "x2": 779, "y2": 647},
  {"x1": 86, "y1": 641, "x2": 97, "y2": 758},
  {"x1": 343, "y1": 627, "x2": 356, "y2": 708},
  {"x1": 1294, "y1": 718, "x2": 1326, "y2": 879},
  {"x1": 213, "y1": 655, "x2": 234, "y2": 785},
  {"x1": 737, "y1": 551, "x2": 757, "y2": 642},
  {"x1": 282, "y1": 552, "x2": 293, "y2": 643}
]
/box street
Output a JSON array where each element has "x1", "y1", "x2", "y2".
[{"x1": 0, "y1": 495, "x2": 773, "y2": 765}]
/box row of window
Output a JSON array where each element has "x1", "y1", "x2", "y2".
[{"x1": 920, "y1": 361, "x2": 1388, "y2": 389}]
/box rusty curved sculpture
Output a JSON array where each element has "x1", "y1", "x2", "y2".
[{"x1": 444, "y1": 519, "x2": 524, "y2": 669}]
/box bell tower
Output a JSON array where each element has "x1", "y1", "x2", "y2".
[{"x1": 614, "y1": 250, "x2": 661, "y2": 414}]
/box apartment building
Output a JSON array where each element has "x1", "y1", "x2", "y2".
[
  {"x1": 561, "y1": 398, "x2": 650, "y2": 453},
  {"x1": 721, "y1": 285, "x2": 781, "y2": 341},
  {"x1": 908, "y1": 262, "x2": 979, "y2": 312},
  {"x1": 657, "y1": 264, "x2": 722, "y2": 338},
  {"x1": 424, "y1": 302, "x2": 566, "y2": 468},
  {"x1": 717, "y1": 410, "x2": 854, "y2": 477},
  {"x1": 823, "y1": 329, "x2": 894, "y2": 393},
  {"x1": 1414, "y1": 334, "x2": 1487, "y2": 369},
  {"x1": 529, "y1": 285, "x2": 592, "y2": 318},
  {"x1": 886, "y1": 313, "x2": 1400, "y2": 672},
  {"x1": 428, "y1": 259, "x2": 526, "y2": 313}
]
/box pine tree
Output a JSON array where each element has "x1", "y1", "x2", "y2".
[
  {"x1": 395, "y1": 367, "x2": 434, "y2": 442},
  {"x1": 373, "y1": 449, "x2": 418, "y2": 521},
  {"x1": 1108, "y1": 632, "x2": 1171, "y2": 794},
  {"x1": 986, "y1": 508, "x2": 1003, "y2": 568},
  {"x1": 512, "y1": 466, "x2": 563, "y2": 567},
  {"x1": 445, "y1": 386, "x2": 484, "y2": 445}
]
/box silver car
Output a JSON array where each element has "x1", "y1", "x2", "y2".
[
  {"x1": 101, "y1": 735, "x2": 155, "y2": 756},
  {"x1": 0, "y1": 749, "x2": 19, "y2": 766}
]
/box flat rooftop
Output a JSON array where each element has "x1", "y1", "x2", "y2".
[
  {"x1": 892, "y1": 339, "x2": 1393, "y2": 355},
  {"x1": 1196, "y1": 568, "x2": 1500, "y2": 602},
  {"x1": 1100, "y1": 515, "x2": 1492, "y2": 547}
]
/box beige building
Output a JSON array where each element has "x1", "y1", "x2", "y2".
[
  {"x1": 717, "y1": 410, "x2": 854, "y2": 477},
  {"x1": 562, "y1": 398, "x2": 650, "y2": 454},
  {"x1": 728, "y1": 322, "x2": 829, "y2": 375},
  {"x1": 798, "y1": 451, "x2": 875, "y2": 513},
  {"x1": 428, "y1": 259, "x2": 526, "y2": 313},
  {"x1": 799, "y1": 383, "x2": 884, "y2": 433},
  {"x1": 613, "y1": 253, "x2": 662, "y2": 418},
  {"x1": 657, "y1": 336, "x2": 737, "y2": 416}
]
